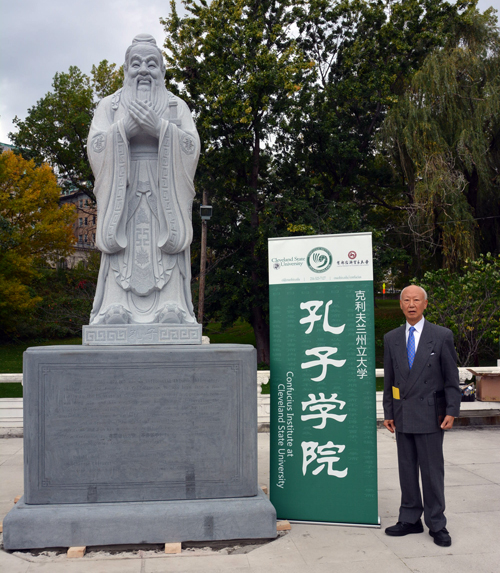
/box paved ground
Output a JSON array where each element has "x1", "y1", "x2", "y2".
[{"x1": 1, "y1": 427, "x2": 499, "y2": 573}]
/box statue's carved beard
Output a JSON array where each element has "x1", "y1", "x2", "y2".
[{"x1": 121, "y1": 74, "x2": 169, "y2": 119}]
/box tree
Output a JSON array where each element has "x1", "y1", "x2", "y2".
[
  {"x1": 420, "y1": 253, "x2": 500, "y2": 366},
  {"x1": 161, "y1": 0, "x2": 477, "y2": 361},
  {"x1": 0, "y1": 151, "x2": 76, "y2": 337},
  {"x1": 9, "y1": 62, "x2": 123, "y2": 202},
  {"x1": 382, "y1": 6, "x2": 500, "y2": 272},
  {"x1": 283, "y1": 0, "x2": 479, "y2": 286},
  {"x1": 162, "y1": 0, "x2": 313, "y2": 363}
]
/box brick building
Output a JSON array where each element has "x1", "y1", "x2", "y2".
[{"x1": 59, "y1": 188, "x2": 98, "y2": 267}]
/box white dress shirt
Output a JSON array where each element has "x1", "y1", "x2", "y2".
[{"x1": 405, "y1": 317, "x2": 425, "y2": 353}]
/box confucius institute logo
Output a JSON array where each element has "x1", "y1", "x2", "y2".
[{"x1": 307, "y1": 247, "x2": 333, "y2": 273}]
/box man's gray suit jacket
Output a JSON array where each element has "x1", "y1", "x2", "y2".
[{"x1": 383, "y1": 320, "x2": 461, "y2": 434}]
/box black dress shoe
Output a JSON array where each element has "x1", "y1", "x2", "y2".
[
  {"x1": 385, "y1": 520, "x2": 424, "y2": 536},
  {"x1": 429, "y1": 527, "x2": 452, "y2": 547}
]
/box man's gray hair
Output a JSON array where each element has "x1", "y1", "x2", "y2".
[{"x1": 400, "y1": 285, "x2": 428, "y2": 301}]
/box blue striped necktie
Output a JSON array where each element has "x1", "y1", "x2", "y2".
[{"x1": 407, "y1": 326, "x2": 416, "y2": 369}]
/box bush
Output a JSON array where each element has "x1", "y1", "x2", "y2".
[{"x1": 420, "y1": 254, "x2": 500, "y2": 366}]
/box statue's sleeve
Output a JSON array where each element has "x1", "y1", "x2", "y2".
[
  {"x1": 157, "y1": 97, "x2": 200, "y2": 254},
  {"x1": 87, "y1": 95, "x2": 129, "y2": 254}
]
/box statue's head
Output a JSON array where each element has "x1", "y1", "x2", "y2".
[{"x1": 123, "y1": 34, "x2": 166, "y2": 102}]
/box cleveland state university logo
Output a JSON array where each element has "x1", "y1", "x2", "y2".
[{"x1": 306, "y1": 247, "x2": 332, "y2": 273}]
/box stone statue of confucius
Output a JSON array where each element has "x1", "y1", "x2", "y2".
[{"x1": 87, "y1": 34, "x2": 200, "y2": 326}]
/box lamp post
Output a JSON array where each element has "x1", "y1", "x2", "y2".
[{"x1": 198, "y1": 191, "x2": 212, "y2": 326}]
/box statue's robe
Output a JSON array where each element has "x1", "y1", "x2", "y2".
[{"x1": 87, "y1": 90, "x2": 200, "y2": 324}]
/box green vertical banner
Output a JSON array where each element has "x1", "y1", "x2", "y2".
[{"x1": 269, "y1": 233, "x2": 378, "y2": 526}]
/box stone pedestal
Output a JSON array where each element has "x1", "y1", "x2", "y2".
[{"x1": 3, "y1": 344, "x2": 276, "y2": 550}]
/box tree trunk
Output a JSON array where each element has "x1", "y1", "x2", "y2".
[
  {"x1": 248, "y1": 124, "x2": 270, "y2": 365},
  {"x1": 198, "y1": 189, "x2": 208, "y2": 326},
  {"x1": 251, "y1": 304, "x2": 270, "y2": 365}
]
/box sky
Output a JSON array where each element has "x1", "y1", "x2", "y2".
[{"x1": 1, "y1": 0, "x2": 499, "y2": 144}]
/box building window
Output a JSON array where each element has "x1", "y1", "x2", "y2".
[
  {"x1": 93, "y1": 215, "x2": 96, "y2": 224},
  {"x1": 79, "y1": 199, "x2": 83, "y2": 208},
  {"x1": 84, "y1": 217, "x2": 88, "y2": 225},
  {"x1": 84, "y1": 234, "x2": 88, "y2": 243},
  {"x1": 79, "y1": 218, "x2": 83, "y2": 227},
  {"x1": 78, "y1": 235, "x2": 83, "y2": 243}
]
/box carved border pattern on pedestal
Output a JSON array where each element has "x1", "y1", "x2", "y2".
[{"x1": 83, "y1": 324, "x2": 202, "y2": 345}]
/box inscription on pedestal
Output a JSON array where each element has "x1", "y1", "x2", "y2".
[{"x1": 24, "y1": 345, "x2": 256, "y2": 504}]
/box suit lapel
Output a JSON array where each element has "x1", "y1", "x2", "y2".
[
  {"x1": 393, "y1": 326, "x2": 410, "y2": 380},
  {"x1": 406, "y1": 321, "x2": 434, "y2": 393}
]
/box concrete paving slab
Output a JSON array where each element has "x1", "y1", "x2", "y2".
[
  {"x1": 445, "y1": 426, "x2": 500, "y2": 446},
  {"x1": 0, "y1": 453, "x2": 23, "y2": 467},
  {"x1": 0, "y1": 501, "x2": 15, "y2": 522},
  {"x1": 245, "y1": 531, "x2": 306, "y2": 569},
  {"x1": 376, "y1": 451, "x2": 400, "y2": 470},
  {"x1": 0, "y1": 549, "x2": 30, "y2": 573},
  {"x1": 441, "y1": 464, "x2": 494, "y2": 486},
  {"x1": 373, "y1": 528, "x2": 450, "y2": 560},
  {"x1": 461, "y1": 462, "x2": 500, "y2": 484},
  {"x1": 285, "y1": 523, "x2": 393, "y2": 564},
  {"x1": 445, "y1": 510, "x2": 500, "y2": 553},
  {"x1": 377, "y1": 467, "x2": 403, "y2": 491},
  {"x1": 378, "y1": 489, "x2": 402, "y2": 521},
  {"x1": 271, "y1": 557, "x2": 414, "y2": 573},
  {"x1": 446, "y1": 483, "x2": 500, "y2": 513},
  {"x1": 444, "y1": 441, "x2": 500, "y2": 464},
  {"x1": 0, "y1": 438, "x2": 23, "y2": 455},
  {"x1": 23, "y1": 559, "x2": 142, "y2": 572},
  {"x1": 403, "y1": 551, "x2": 500, "y2": 573},
  {"x1": 145, "y1": 553, "x2": 251, "y2": 572},
  {"x1": 0, "y1": 427, "x2": 498, "y2": 573},
  {"x1": 258, "y1": 433, "x2": 270, "y2": 487},
  {"x1": 0, "y1": 464, "x2": 23, "y2": 503}
]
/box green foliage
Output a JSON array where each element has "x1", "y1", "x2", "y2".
[
  {"x1": 162, "y1": 0, "x2": 314, "y2": 362},
  {"x1": 420, "y1": 253, "x2": 500, "y2": 365},
  {"x1": 9, "y1": 62, "x2": 122, "y2": 201},
  {"x1": 159, "y1": 0, "x2": 483, "y2": 362},
  {"x1": 288, "y1": 0, "x2": 478, "y2": 284},
  {"x1": 15, "y1": 254, "x2": 100, "y2": 341},
  {"x1": 0, "y1": 338, "x2": 82, "y2": 376},
  {"x1": 382, "y1": 5, "x2": 500, "y2": 271},
  {"x1": 91, "y1": 60, "x2": 124, "y2": 101},
  {"x1": 0, "y1": 384, "x2": 23, "y2": 399},
  {"x1": 10, "y1": 67, "x2": 95, "y2": 198},
  {"x1": 0, "y1": 152, "x2": 76, "y2": 337}
]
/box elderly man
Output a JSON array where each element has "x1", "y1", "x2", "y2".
[
  {"x1": 87, "y1": 34, "x2": 200, "y2": 326},
  {"x1": 383, "y1": 285, "x2": 461, "y2": 547}
]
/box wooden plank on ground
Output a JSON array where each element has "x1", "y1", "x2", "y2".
[
  {"x1": 165, "y1": 542, "x2": 182, "y2": 554},
  {"x1": 277, "y1": 520, "x2": 291, "y2": 531},
  {"x1": 67, "y1": 546, "x2": 86, "y2": 558}
]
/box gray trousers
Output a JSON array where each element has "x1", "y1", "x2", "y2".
[{"x1": 396, "y1": 431, "x2": 446, "y2": 532}]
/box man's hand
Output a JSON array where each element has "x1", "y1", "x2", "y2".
[
  {"x1": 441, "y1": 415, "x2": 455, "y2": 430},
  {"x1": 129, "y1": 100, "x2": 161, "y2": 138},
  {"x1": 384, "y1": 419, "x2": 395, "y2": 433}
]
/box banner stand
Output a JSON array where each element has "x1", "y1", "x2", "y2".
[{"x1": 268, "y1": 232, "x2": 379, "y2": 526}]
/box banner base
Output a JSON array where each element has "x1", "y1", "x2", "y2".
[{"x1": 287, "y1": 517, "x2": 381, "y2": 529}]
